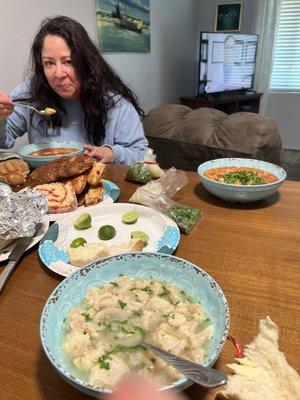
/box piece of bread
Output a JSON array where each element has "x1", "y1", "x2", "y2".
[
  {"x1": 84, "y1": 183, "x2": 104, "y2": 206},
  {"x1": 87, "y1": 162, "x2": 106, "y2": 186},
  {"x1": 61, "y1": 172, "x2": 88, "y2": 194},
  {"x1": 34, "y1": 182, "x2": 77, "y2": 213},
  {"x1": 0, "y1": 159, "x2": 30, "y2": 186},
  {"x1": 68, "y1": 238, "x2": 144, "y2": 267},
  {"x1": 28, "y1": 155, "x2": 94, "y2": 187},
  {"x1": 217, "y1": 317, "x2": 300, "y2": 400}
]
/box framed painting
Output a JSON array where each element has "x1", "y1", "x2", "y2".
[
  {"x1": 215, "y1": 3, "x2": 242, "y2": 32},
  {"x1": 95, "y1": 0, "x2": 150, "y2": 52}
]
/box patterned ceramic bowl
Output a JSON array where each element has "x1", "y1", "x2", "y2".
[
  {"x1": 198, "y1": 158, "x2": 286, "y2": 203},
  {"x1": 40, "y1": 252, "x2": 229, "y2": 397},
  {"x1": 19, "y1": 140, "x2": 84, "y2": 168}
]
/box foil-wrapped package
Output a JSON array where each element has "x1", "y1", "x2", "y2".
[{"x1": 0, "y1": 188, "x2": 48, "y2": 240}]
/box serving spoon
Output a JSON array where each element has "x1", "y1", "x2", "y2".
[
  {"x1": 140, "y1": 341, "x2": 227, "y2": 388},
  {"x1": 13, "y1": 102, "x2": 56, "y2": 116}
]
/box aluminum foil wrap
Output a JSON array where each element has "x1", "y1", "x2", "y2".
[{"x1": 0, "y1": 188, "x2": 48, "y2": 239}]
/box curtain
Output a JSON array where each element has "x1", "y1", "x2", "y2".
[{"x1": 253, "y1": 0, "x2": 280, "y2": 114}]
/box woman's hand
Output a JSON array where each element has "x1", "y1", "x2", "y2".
[
  {"x1": 84, "y1": 144, "x2": 114, "y2": 163},
  {"x1": 0, "y1": 91, "x2": 14, "y2": 121},
  {"x1": 109, "y1": 374, "x2": 187, "y2": 400}
]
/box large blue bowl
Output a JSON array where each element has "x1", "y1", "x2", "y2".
[
  {"x1": 198, "y1": 158, "x2": 286, "y2": 203},
  {"x1": 19, "y1": 140, "x2": 84, "y2": 168},
  {"x1": 40, "y1": 252, "x2": 229, "y2": 397}
]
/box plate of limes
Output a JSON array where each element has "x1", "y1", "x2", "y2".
[{"x1": 38, "y1": 203, "x2": 180, "y2": 277}]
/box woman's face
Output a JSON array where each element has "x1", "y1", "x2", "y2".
[{"x1": 41, "y1": 35, "x2": 81, "y2": 100}]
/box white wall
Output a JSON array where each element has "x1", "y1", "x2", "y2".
[{"x1": 0, "y1": 0, "x2": 199, "y2": 151}]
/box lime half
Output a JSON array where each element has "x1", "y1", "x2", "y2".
[
  {"x1": 122, "y1": 211, "x2": 139, "y2": 224},
  {"x1": 98, "y1": 225, "x2": 116, "y2": 241},
  {"x1": 70, "y1": 237, "x2": 87, "y2": 248},
  {"x1": 130, "y1": 231, "x2": 149, "y2": 246},
  {"x1": 74, "y1": 213, "x2": 92, "y2": 230}
]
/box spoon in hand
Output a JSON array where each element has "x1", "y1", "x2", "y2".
[{"x1": 13, "y1": 102, "x2": 56, "y2": 116}]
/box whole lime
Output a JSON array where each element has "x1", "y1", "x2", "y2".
[{"x1": 98, "y1": 225, "x2": 116, "y2": 241}]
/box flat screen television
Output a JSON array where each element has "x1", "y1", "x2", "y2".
[{"x1": 198, "y1": 32, "x2": 259, "y2": 96}]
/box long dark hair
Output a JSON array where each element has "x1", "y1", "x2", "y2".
[{"x1": 27, "y1": 16, "x2": 144, "y2": 145}]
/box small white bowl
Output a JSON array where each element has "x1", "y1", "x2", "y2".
[
  {"x1": 19, "y1": 140, "x2": 84, "y2": 168},
  {"x1": 198, "y1": 158, "x2": 286, "y2": 203}
]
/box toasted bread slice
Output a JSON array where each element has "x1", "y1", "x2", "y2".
[
  {"x1": 87, "y1": 162, "x2": 106, "y2": 186},
  {"x1": 84, "y1": 182, "x2": 103, "y2": 206},
  {"x1": 61, "y1": 172, "x2": 88, "y2": 194},
  {"x1": 68, "y1": 238, "x2": 144, "y2": 267},
  {"x1": 0, "y1": 159, "x2": 30, "y2": 186},
  {"x1": 35, "y1": 182, "x2": 77, "y2": 213}
]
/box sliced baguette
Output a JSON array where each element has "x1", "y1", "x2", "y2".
[{"x1": 68, "y1": 238, "x2": 144, "y2": 267}]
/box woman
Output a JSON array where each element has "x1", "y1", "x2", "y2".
[{"x1": 0, "y1": 16, "x2": 148, "y2": 164}]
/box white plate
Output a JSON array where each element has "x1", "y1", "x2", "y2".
[
  {"x1": 0, "y1": 220, "x2": 50, "y2": 263},
  {"x1": 42, "y1": 179, "x2": 120, "y2": 222},
  {"x1": 38, "y1": 203, "x2": 180, "y2": 277}
]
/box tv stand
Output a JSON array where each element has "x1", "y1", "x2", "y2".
[{"x1": 180, "y1": 92, "x2": 263, "y2": 114}]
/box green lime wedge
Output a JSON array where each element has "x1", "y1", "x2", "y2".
[
  {"x1": 70, "y1": 237, "x2": 87, "y2": 248},
  {"x1": 122, "y1": 211, "x2": 139, "y2": 224},
  {"x1": 74, "y1": 213, "x2": 92, "y2": 230},
  {"x1": 98, "y1": 225, "x2": 116, "y2": 240},
  {"x1": 130, "y1": 231, "x2": 149, "y2": 246}
]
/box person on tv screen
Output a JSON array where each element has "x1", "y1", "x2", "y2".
[{"x1": 223, "y1": 35, "x2": 236, "y2": 89}]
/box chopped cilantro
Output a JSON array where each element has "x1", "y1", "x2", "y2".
[
  {"x1": 118, "y1": 300, "x2": 127, "y2": 309},
  {"x1": 141, "y1": 286, "x2": 153, "y2": 295}
]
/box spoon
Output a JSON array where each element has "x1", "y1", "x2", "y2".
[
  {"x1": 140, "y1": 341, "x2": 227, "y2": 388},
  {"x1": 13, "y1": 102, "x2": 56, "y2": 116}
]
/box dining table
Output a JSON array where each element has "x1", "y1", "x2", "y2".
[{"x1": 0, "y1": 164, "x2": 299, "y2": 400}]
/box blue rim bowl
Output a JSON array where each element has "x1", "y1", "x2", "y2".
[
  {"x1": 19, "y1": 140, "x2": 84, "y2": 168},
  {"x1": 197, "y1": 158, "x2": 286, "y2": 203},
  {"x1": 40, "y1": 252, "x2": 230, "y2": 397}
]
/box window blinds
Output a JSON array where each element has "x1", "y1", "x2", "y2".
[{"x1": 269, "y1": 0, "x2": 300, "y2": 90}]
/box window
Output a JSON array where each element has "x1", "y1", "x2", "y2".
[{"x1": 269, "y1": 0, "x2": 300, "y2": 90}]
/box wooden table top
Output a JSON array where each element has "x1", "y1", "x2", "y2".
[{"x1": 0, "y1": 165, "x2": 299, "y2": 400}]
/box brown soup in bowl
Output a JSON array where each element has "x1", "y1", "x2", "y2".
[{"x1": 28, "y1": 147, "x2": 79, "y2": 157}]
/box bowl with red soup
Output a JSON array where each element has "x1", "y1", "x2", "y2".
[
  {"x1": 19, "y1": 140, "x2": 84, "y2": 168},
  {"x1": 197, "y1": 158, "x2": 286, "y2": 203}
]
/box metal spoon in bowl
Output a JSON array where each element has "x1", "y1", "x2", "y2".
[
  {"x1": 116, "y1": 333, "x2": 227, "y2": 388},
  {"x1": 13, "y1": 102, "x2": 56, "y2": 117},
  {"x1": 140, "y1": 341, "x2": 227, "y2": 388}
]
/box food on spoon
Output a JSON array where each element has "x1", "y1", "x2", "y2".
[
  {"x1": 34, "y1": 182, "x2": 77, "y2": 213},
  {"x1": 204, "y1": 167, "x2": 278, "y2": 185},
  {"x1": 98, "y1": 225, "x2": 116, "y2": 241},
  {"x1": 122, "y1": 211, "x2": 139, "y2": 224},
  {"x1": 87, "y1": 162, "x2": 106, "y2": 186},
  {"x1": 67, "y1": 237, "x2": 144, "y2": 267},
  {"x1": 130, "y1": 230, "x2": 149, "y2": 246},
  {"x1": 74, "y1": 213, "x2": 92, "y2": 230},
  {"x1": 0, "y1": 159, "x2": 30, "y2": 186},
  {"x1": 70, "y1": 237, "x2": 87, "y2": 248},
  {"x1": 39, "y1": 107, "x2": 56, "y2": 116}
]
